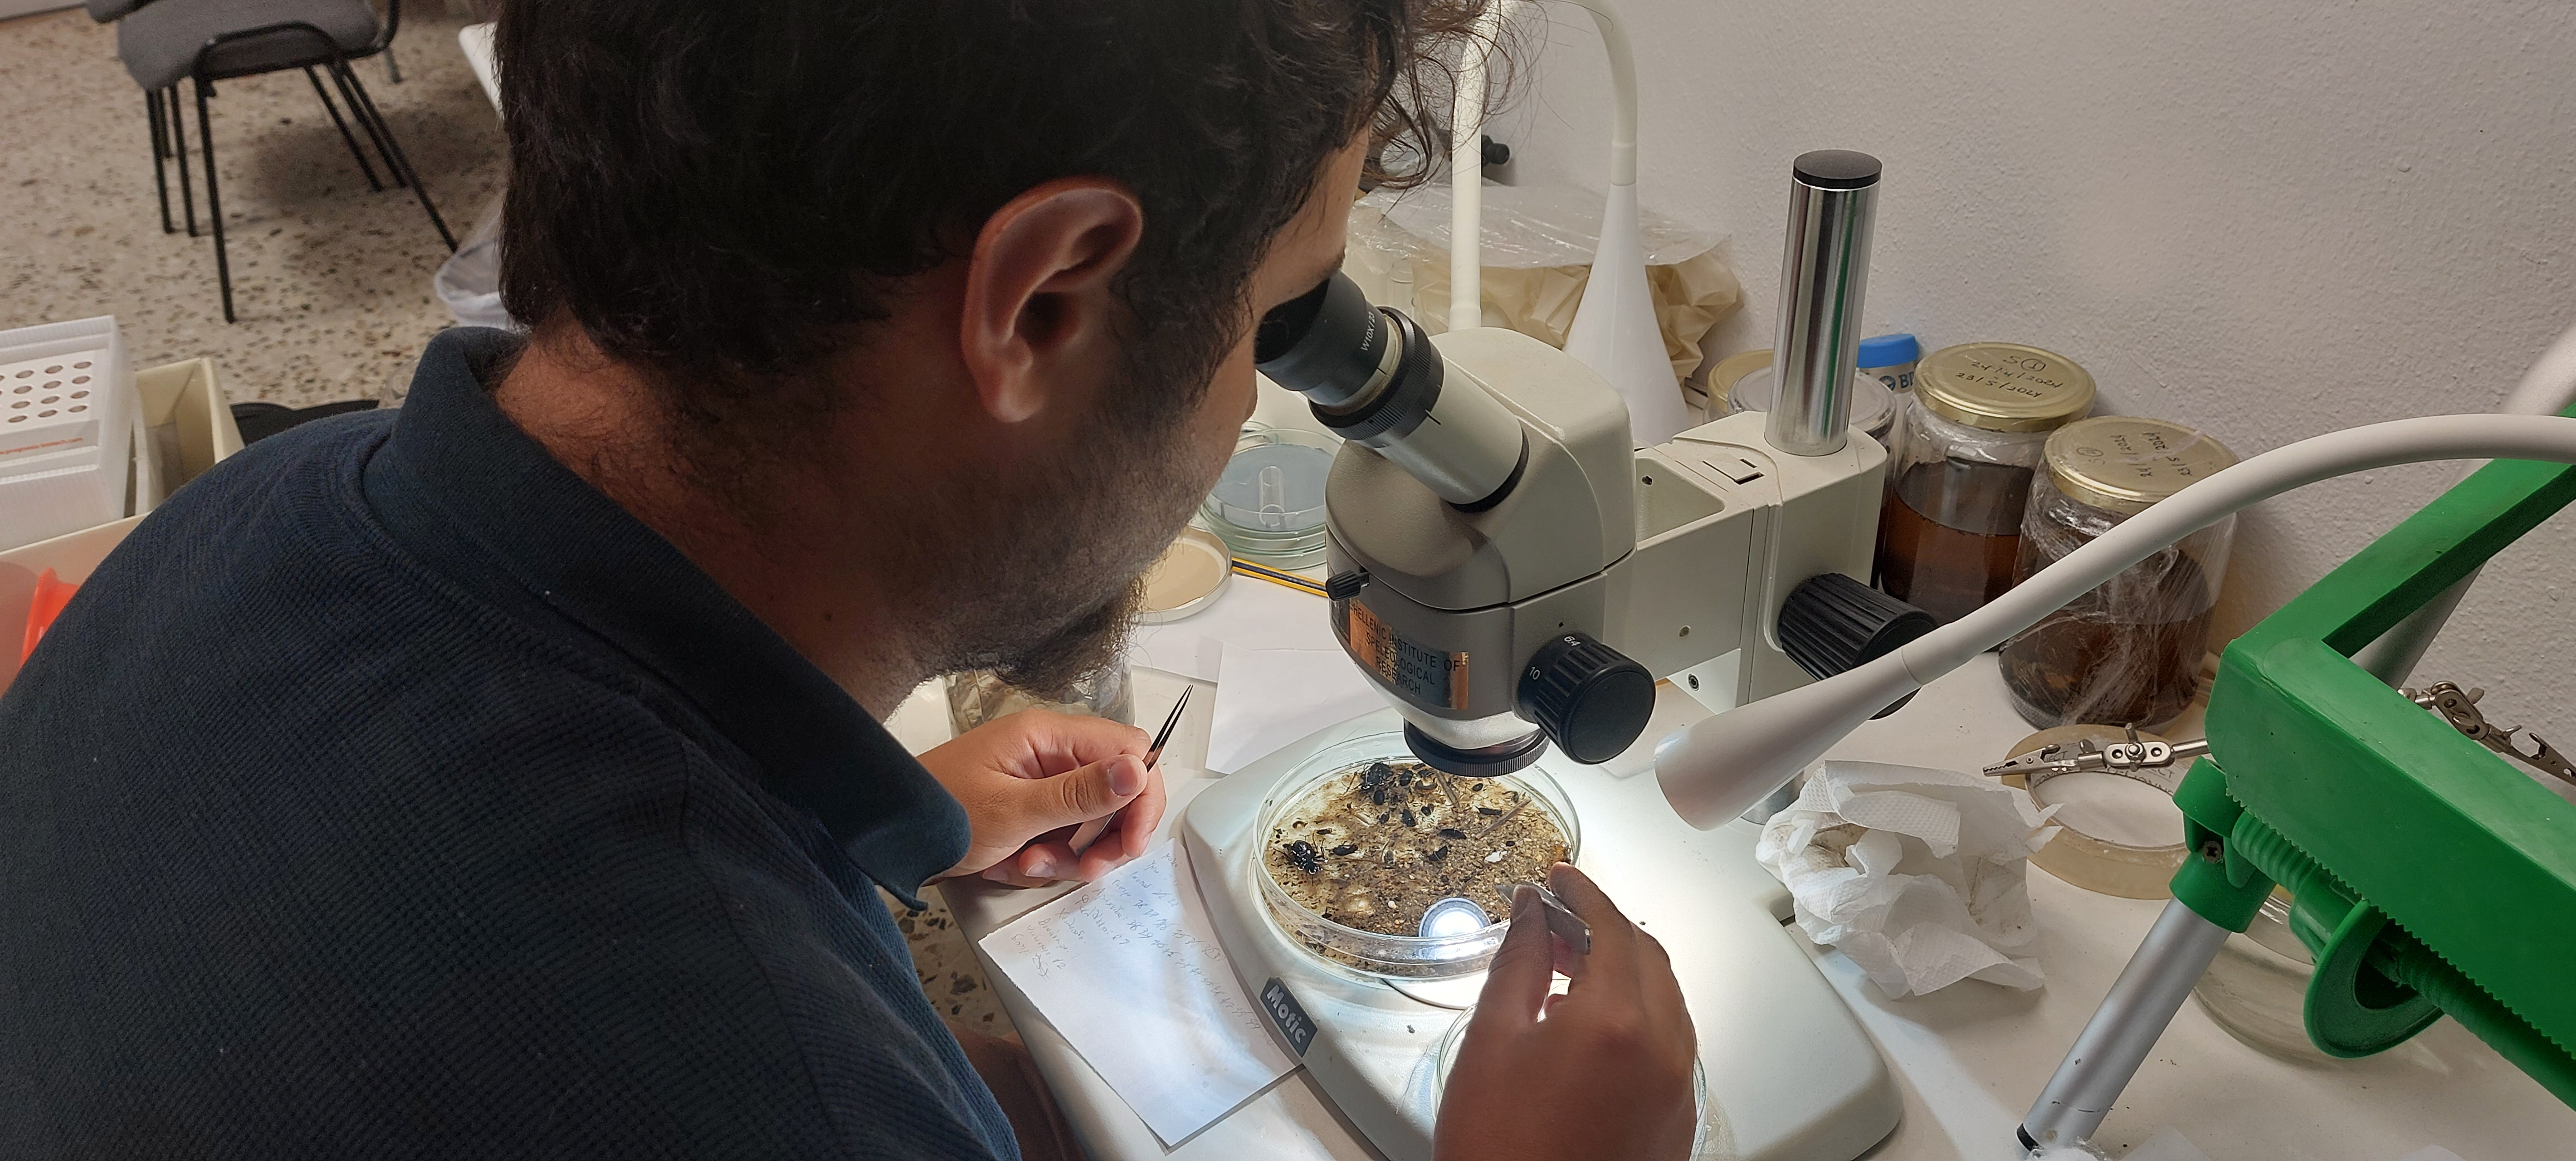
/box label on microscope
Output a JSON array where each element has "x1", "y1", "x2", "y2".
[
  {"x1": 1336, "y1": 598, "x2": 1470, "y2": 710},
  {"x1": 1259, "y1": 978, "x2": 1318, "y2": 1057}
]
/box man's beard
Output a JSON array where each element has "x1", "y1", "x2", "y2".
[
  {"x1": 910, "y1": 376, "x2": 1215, "y2": 701},
  {"x1": 988, "y1": 571, "x2": 1147, "y2": 700}
]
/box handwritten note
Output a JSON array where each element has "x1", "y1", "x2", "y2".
[{"x1": 978, "y1": 843, "x2": 1297, "y2": 1145}]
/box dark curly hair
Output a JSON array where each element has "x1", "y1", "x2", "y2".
[{"x1": 494, "y1": 0, "x2": 1492, "y2": 472}]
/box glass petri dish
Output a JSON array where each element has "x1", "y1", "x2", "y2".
[
  {"x1": 1255, "y1": 732, "x2": 1579, "y2": 979},
  {"x1": 1436, "y1": 1014, "x2": 1721, "y2": 1158},
  {"x1": 1203, "y1": 426, "x2": 1338, "y2": 569}
]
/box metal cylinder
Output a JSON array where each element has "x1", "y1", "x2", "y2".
[
  {"x1": 2018, "y1": 899, "x2": 2233, "y2": 1152},
  {"x1": 1767, "y1": 150, "x2": 1882, "y2": 457}
]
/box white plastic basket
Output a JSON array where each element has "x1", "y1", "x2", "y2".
[{"x1": 0, "y1": 316, "x2": 134, "y2": 552}]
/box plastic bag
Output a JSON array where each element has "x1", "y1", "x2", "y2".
[
  {"x1": 434, "y1": 191, "x2": 519, "y2": 331},
  {"x1": 1345, "y1": 185, "x2": 1740, "y2": 384}
]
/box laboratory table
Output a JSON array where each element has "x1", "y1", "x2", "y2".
[{"x1": 888, "y1": 655, "x2": 2574, "y2": 1161}]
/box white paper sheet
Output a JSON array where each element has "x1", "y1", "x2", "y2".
[
  {"x1": 1128, "y1": 570, "x2": 1339, "y2": 682},
  {"x1": 977, "y1": 843, "x2": 1296, "y2": 1147},
  {"x1": 1204, "y1": 645, "x2": 1384, "y2": 774}
]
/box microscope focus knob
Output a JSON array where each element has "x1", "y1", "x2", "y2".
[
  {"x1": 1778, "y1": 573, "x2": 1938, "y2": 718},
  {"x1": 1516, "y1": 631, "x2": 1655, "y2": 764}
]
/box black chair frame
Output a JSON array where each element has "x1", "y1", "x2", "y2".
[{"x1": 138, "y1": 1, "x2": 454, "y2": 323}]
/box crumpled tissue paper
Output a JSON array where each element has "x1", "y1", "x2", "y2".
[{"x1": 1755, "y1": 760, "x2": 2060, "y2": 998}]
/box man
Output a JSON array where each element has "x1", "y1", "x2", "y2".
[{"x1": 1, "y1": 1, "x2": 1697, "y2": 1158}]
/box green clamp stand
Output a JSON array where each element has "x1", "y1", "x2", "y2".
[{"x1": 2170, "y1": 445, "x2": 2576, "y2": 1101}]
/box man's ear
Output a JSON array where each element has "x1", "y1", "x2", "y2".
[{"x1": 959, "y1": 178, "x2": 1145, "y2": 425}]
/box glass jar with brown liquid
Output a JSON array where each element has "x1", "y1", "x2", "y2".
[
  {"x1": 1875, "y1": 343, "x2": 2096, "y2": 623},
  {"x1": 1999, "y1": 417, "x2": 2238, "y2": 729}
]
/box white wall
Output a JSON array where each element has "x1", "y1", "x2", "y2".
[{"x1": 1487, "y1": 0, "x2": 2576, "y2": 732}]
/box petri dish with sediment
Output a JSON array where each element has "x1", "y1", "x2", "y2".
[{"x1": 1255, "y1": 732, "x2": 1578, "y2": 979}]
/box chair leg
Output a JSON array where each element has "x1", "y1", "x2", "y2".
[
  {"x1": 335, "y1": 62, "x2": 455, "y2": 252},
  {"x1": 194, "y1": 79, "x2": 235, "y2": 324},
  {"x1": 325, "y1": 62, "x2": 404, "y2": 191},
  {"x1": 305, "y1": 66, "x2": 383, "y2": 192},
  {"x1": 147, "y1": 91, "x2": 173, "y2": 235},
  {"x1": 382, "y1": 44, "x2": 400, "y2": 85},
  {"x1": 168, "y1": 89, "x2": 197, "y2": 238}
]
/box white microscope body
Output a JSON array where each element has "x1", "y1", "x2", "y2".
[{"x1": 1323, "y1": 324, "x2": 1889, "y2": 760}]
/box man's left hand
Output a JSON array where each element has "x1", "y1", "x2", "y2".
[{"x1": 922, "y1": 709, "x2": 1164, "y2": 887}]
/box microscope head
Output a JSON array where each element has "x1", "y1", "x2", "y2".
[{"x1": 1257, "y1": 273, "x2": 1656, "y2": 777}]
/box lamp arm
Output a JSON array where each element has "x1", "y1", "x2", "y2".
[{"x1": 1447, "y1": 0, "x2": 1642, "y2": 330}]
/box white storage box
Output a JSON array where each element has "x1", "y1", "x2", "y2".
[
  {"x1": 130, "y1": 357, "x2": 246, "y2": 514},
  {"x1": 0, "y1": 316, "x2": 134, "y2": 552},
  {"x1": 0, "y1": 357, "x2": 242, "y2": 696}
]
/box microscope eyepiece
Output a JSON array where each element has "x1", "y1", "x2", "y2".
[
  {"x1": 1255, "y1": 272, "x2": 1404, "y2": 413},
  {"x1": 1253, "y1": 272, "x2": 1526, "y2": 509}
]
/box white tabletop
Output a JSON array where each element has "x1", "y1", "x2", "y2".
[{"x1": 893, "y1": 652, "x2": 2574, "y2": 1160}]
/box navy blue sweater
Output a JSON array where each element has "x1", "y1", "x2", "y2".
[{"x1": 0, "y1": 329, "x2": 1017, "y2": 1159}]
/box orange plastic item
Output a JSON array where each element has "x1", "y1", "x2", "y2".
[{"x1": 22, "y1": 568, "x2": 76, "y2": 664}]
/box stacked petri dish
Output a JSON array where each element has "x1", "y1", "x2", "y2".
[
  {"x1": 1253, "y1": 733, "x2": 1579, "y2": 979},
  {"x1": 1202, "y1": 425, "x2": 1338, "y2": 570}
]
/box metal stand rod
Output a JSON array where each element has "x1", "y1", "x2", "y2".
[
  {"x1": 2353, "y1": 569, "x2": 2477, "y2": 689},
  {"x1": 2017, "y1": 899, "x2": 2232, "y2": 1153},
  {"x1": 1767, "y1": 150, "x2": 1880, "y2": 458}
]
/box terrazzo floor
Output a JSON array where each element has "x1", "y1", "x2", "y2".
[
  {"x1": 0, "y1": 2, "x2": 1012, "y2": 1031},
  {"x1": 1, "y1": 2, "x2": 500, "y2": 407}
]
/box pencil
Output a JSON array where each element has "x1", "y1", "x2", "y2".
[{"x1": 1230, "y1": 557, "x2": 1328, "y2": 598}]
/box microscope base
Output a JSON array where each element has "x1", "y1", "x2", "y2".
[{"x1": 1183, "y1": 706, "x2": 1898, "y2": 1161}]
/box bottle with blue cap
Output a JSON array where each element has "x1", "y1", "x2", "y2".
[{"x1": 1856, "y1": 333, "x2": 1921, "y2": 393}]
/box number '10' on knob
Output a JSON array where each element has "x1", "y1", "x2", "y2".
[{"x1": 1516, "y1": 631, "x2": 1656, "y2": 764}]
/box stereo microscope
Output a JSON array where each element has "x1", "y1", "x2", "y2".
[{"x1": 1256, "y1": 149, "x2": 1928, "y2": 780}]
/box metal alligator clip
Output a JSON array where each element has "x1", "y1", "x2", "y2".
[
  {"x1": 2401, "y1": 681, "x2": 2576, "y2": 786},
  {"x1": 1982, "y1": 727, "x2": 2209, "y2": 796}
]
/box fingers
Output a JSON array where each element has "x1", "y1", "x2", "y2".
[
  {"x1": 1548, "y1": 864, "x2": 1697, "y2": 1062},
  {"x1": 1118, "y1": 763, "x2": 1168, "y2": 857},
  {"x1": 1547, "y1": 862, "x2": 1640, "y2": 986},
  {"x1": 1014, "y1": 709, "x2": 1152, "y2": 777},
  {"x1": 993, "y1": 753, "x2": 1145, "y2": 840},
  {"x1": 1468, "y1": 884, "x2": 1555, "y2": 1036}
]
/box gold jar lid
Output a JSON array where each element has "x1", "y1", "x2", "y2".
[
  {"x1": 1915, "y1": 343, "x2": 2096, "y2": 432},
  {"x1": 1706, "y1": 349, "x2": 1773, "y2": 409},
  {"x1": 2043, "y1": 416, "x2": 2237, "y2": 515}
]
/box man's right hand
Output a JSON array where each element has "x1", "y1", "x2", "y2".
[{"x1": 1433, "y1": 863, "x2": 1699, "y2": 1161}]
